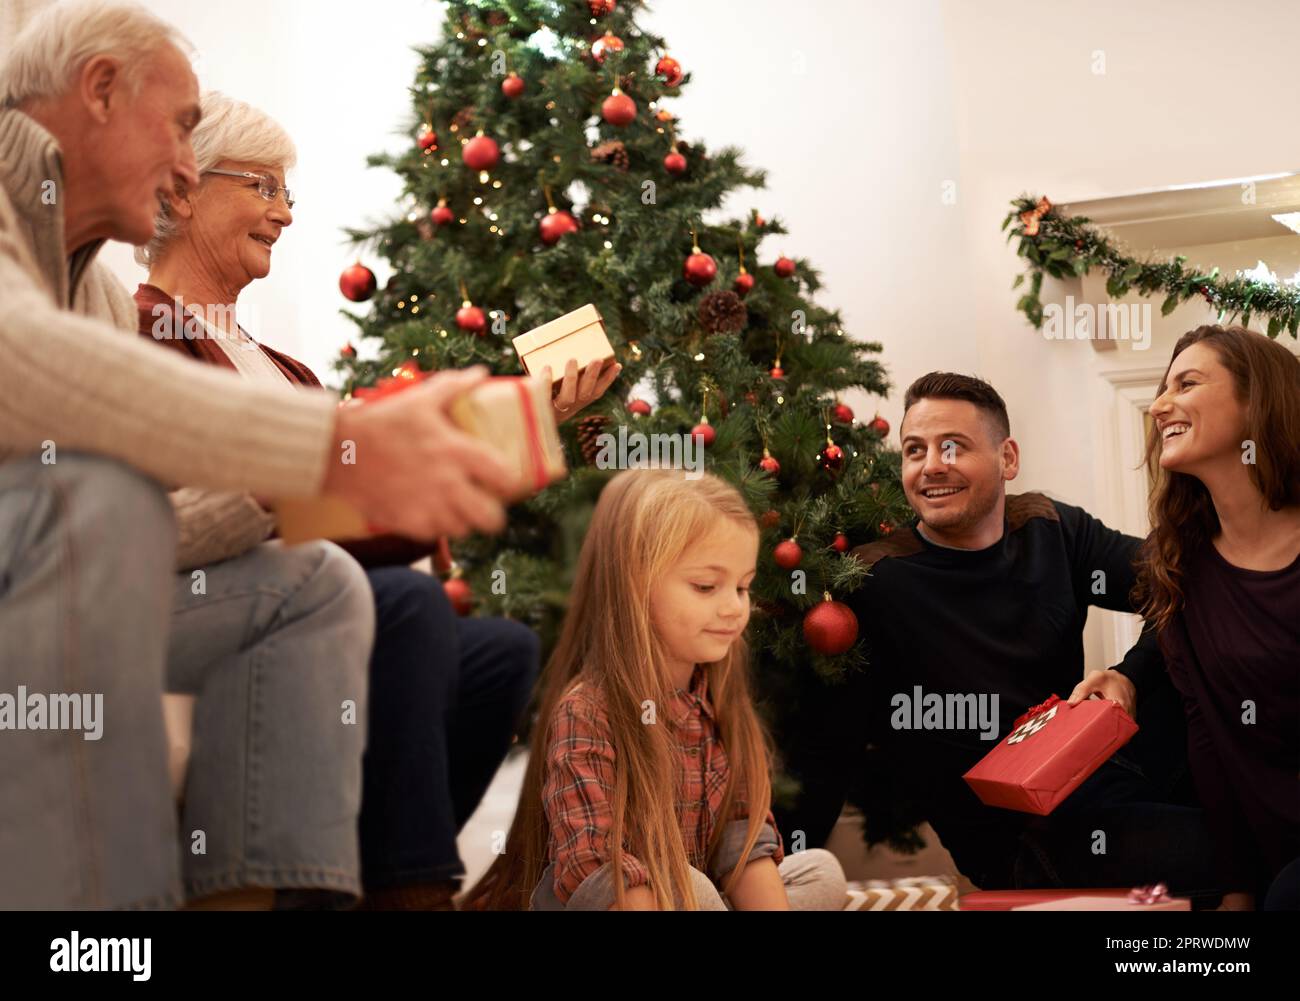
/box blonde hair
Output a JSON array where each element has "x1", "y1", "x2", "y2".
[
  {"x1": 0, "y1": 0, "x2": 191, "y2": 108},
  {"x1": 135, "y1": 90, "x2": 298, "y2": 267},
  {"x1": 464, "y1": 468, "x2": 772, "y2": 911}
]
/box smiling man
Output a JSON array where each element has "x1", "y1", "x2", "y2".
[{"x1": 779, "y1": 372, "x2": 1220, "y2": 900}]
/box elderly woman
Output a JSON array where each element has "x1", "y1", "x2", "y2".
[{"x1": 134, "y1": 91, "x2": 619, "y2": 909}]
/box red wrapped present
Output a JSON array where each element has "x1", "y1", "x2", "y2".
[
  {"x1": 961, "y1": 694, "x2": 1137, "y2": 815},
  {"x1": 960, "y1": 884, "x2": 1189, "y2": 911}
]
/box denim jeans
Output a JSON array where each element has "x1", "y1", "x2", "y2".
[
  {"x1": 0, "y1": 453, "x2": 375, "y2": 909},
  {"x1": 358, "y1": 567, "x2": 540, "y2": 889},
  {"x1": 167, "y1": 539, "x2": 374, "y2": 905}
]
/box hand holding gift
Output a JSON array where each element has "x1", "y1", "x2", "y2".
[
  {"x1": 512, "y1": 304, "x2": 620, "y2": 422},
  {"x1": 544, "y1": 356, "x2": 622, "y2": 422},
  {"x1": 284, "y1": 364, "x2": 565, "y2": 544},
  {"x1": 1066, "y1": 668, "x2": 1136, "y2": 718}
]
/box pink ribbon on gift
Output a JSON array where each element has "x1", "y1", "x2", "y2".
[
  {"x1": 1128, "y1": 883, "x2": 1171, "y2": 905},
  {"x1": 1012, "y1": 693, "x2": 1062, "y2": 730}
]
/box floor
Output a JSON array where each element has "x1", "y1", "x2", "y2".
[{"x1": 456, "y1": 748, "x2": 529, "y2": 889}]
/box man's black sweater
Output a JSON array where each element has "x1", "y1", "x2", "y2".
[{"x1": 781, "y1": 492, "x2": 1184, "y2": 887}]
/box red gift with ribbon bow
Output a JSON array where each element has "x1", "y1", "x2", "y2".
[{"x1": 962, "y1": 692, "x2": 1138, "y2": 816}]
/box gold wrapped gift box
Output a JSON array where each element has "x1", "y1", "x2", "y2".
[
  {"x1": 511, "y1": 303, "x2": 615, "y2": 384},
  {"x1": 275, "y1": 374, "x2": 566, "y2": 544}
]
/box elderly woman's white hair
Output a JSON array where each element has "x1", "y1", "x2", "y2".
[
  {"x1": 0, "y1": 0, "x2": 191, "y2": 108},
  {"x1": 135, "y1": 90, "x2": 298, "y2": 267}
]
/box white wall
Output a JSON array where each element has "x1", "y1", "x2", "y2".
[
  {"x1": 940, "y1": 0, "x2": 1300, "y2": 511},
  {"x1": 83, "y1": 0, "x2": 971, "y2": 416}
]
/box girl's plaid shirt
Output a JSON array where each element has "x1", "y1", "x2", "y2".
[{"x1": 541, "y1": 666, "x2": 784, "y2": 905}]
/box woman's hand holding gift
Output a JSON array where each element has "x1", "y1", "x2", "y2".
[
  {"x1": 1067, "y1": 668, "x2": 1136, "y2": 719},
  {"x1": 544, "y1": 358, "x2": 621, "y2": 422}
]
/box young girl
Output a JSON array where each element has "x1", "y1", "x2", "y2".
[
  {"x1": 1138, "y1": 325, "x2": 1300, "y2": 911},
  {"x1": 465, "y1": 468, "x2": 846, "y2": 910}
]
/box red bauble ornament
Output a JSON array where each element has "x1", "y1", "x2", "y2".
[
  {"x1": 443, "y1": 576, "x2": 473, "y2": 617},
  {"x1": 819, "y1": 443, "x2": 845, "y2": 473},
  {"x1": 501, "y1": 73, "x2": 525, "y2": 99},
  {"x1": 418, "y1": 128, "x2": 439, "y2": 152},
  {"x1": 683, "y1": 251, "x2": 717, "y2": 287},
  {"x1": 774, "y1": 255, "x2": 796, "y2": 279},
  {"x1": 769, "y1": 365, "x2": 785, "y2": 380},
  {"x1": 588, "y1": 0, "x2": 616, "y2": 14},
  {"x1": 691, "y1": 421, "x2": 716, "y2": 447},
  {"x1": 773, "y1": 538, "x2": 803, "y2": 570},
  {"x1": 456, "y1": 303, "x2": 488, "y2": 335},
  {"x1": 803, "y1": 595, "x2": 859, "y2": 655},
  {"x1": 831, "y1": 532, "x2": 849, "y2": 553},
  {"x1": 626, "y1": 398, "x2": 652, "y2": 416},
  {"x1": 664, "y1": 150, "x2": 687, "y2": 175},
  {"x1": 878, "y1": 521, "x2": 895, "y2": 536},
  {"x1": 539, "y1": 209, "x2": 579, "y2": 246},
  {"x1": 869, "y1": 414, "x2": 890, "y2": 436},
  {"x1": 340, "y1": 342, "x2": 356, "y2": 359},
  {"x1": 462, "y1": 133, "x2": 500, "y2": 171},
  {"x1": 592, "y1": 32, "x2": 624, "y2": 63},
  {"x1": 759, "y1": 510, "x2": 781, "y2": 530},
  {"x1": 602, "y1": 90, "x2": 637, "y2": 126},
  {"x1": 759, "y1": 451, "x2": 780, "y2": 475},
  {"x1": 339, "y1": 262, "x2": 376, "y2": 302},
  {"x1": 655, "y1": 55, "x2": 684, "y2": 87},
  {"x1": 733, "y1": 270, "x2": 755, "y2": 296},
  {"x1": 832, "y1": 402, "x2": 855, "y2": 424},
  {"x1": 431, "y1": 200, "x2": 455, "y2": 227}
]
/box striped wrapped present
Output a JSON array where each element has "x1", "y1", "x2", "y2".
[{"x1": 843, "y1": 876, "x2": 958, "y2": 911}]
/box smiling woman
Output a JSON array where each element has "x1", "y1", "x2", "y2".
[
  {"x1": 1136, "y1": 324, "x2": 1300, "y2": 911},
  {"x1": 136, "y1": 90, "x2": 296, "y2": 277}
]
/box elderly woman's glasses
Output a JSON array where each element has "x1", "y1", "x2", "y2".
[{"x1": 203, "y1": 169, "x2": 295, "y2": 210}]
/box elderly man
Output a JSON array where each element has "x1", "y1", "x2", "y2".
[{"x1": 0, "y1": 0, "x2": 517, "y2": 909}]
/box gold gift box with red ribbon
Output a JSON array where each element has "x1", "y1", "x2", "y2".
[
  {"x1": 275, "y1": 361, "x2": 566, "y2": 544},
  {"x1": 511, "y1": 303, "x2": 615, "y2": 384}
]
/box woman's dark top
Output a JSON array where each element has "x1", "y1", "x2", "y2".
[{"x1": 1161, "y1": 540, "x2": 1300, "y2": 893}]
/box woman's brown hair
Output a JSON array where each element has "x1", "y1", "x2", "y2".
[
  {"x1": 461, "y1": 468, "x2": 771, "y2": 910},
  {"x1": 1135, "y1": 325, "x2": 1300, "y2": 632}
]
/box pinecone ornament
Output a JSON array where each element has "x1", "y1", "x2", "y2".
[
  {"x1": 698, "y1": 290, "x2": 748, "y2": 334},
  {"x1": 591, "y1": 139, "x2": 630, "y2": 172},
  {"x1": 576, "y1": 414, "x2": 613, "y2": 465}
]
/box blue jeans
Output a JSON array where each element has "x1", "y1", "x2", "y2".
[
  {"x1": 0, "y1": 453, "x2": 374, "y2": 908},
  {"x1": 358, "y1": 567, "x2": 540, "y2": 889}
]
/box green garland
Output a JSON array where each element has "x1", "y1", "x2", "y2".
[{"x1": 1004, "y1": 194, "x2": 1300, "y2": 339}]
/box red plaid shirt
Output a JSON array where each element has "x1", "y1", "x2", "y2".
[{"x1": 541, "y1": 666, "x2": 784, "y2": 904}]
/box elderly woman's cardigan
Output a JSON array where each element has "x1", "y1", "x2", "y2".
[{"x1": 134, "y1": 282, "x2": 442, "y2": 570}]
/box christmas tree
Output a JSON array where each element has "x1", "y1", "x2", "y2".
[{"x1": 336, "y1": 0, "x2": 921, "y2": 849}]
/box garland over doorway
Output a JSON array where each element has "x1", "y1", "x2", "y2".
[{"x1": 1004, "y1": 195, "x2": 1300, "y2": 339}]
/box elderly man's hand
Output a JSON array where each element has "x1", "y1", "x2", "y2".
[
  {"x1": 1067, "y1": 668, "x2": 1136, "y2": 719},
  {"x1": 544, "y1": 358, "x2": 621, "y2": 422},
  {"x1": 323, "y1": 366, "x2": 518, "y2": 540}
]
